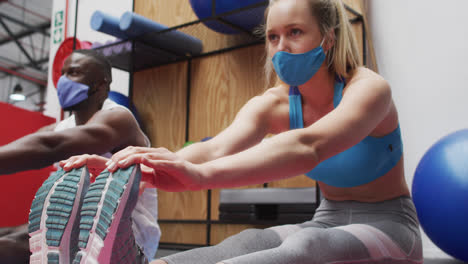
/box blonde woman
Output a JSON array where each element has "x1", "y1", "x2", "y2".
[{"x1": 64, "y1": 0, "x2": 423, "y2": 263}]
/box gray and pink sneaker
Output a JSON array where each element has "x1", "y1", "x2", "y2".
[
  {"x1": 29, "y1": 166, "x2": 90, "y2": 264},
  {"x1": 72, "y1": 165, "x2": 145, "y2": 264}
]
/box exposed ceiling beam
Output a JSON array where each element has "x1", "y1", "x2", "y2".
[
  {"x1": 0, "y1": 22, "x2": 50, "y2": 46},
  {"x1": 9, "y1": 57, "x2": 48, "y2": 74},
  {"x1": 25, "y1": 57, "x2": 49, "y2": 67},
  {"x1": 0, "y1": 65, "x2": 47, "y2": 86},
  {"x1": 5, "y1": 1, "x2": 51, "y2": 22},
  {"x1": 0, "y1": 17, "x2": 41, "y2": 70},
  {"x1": 0, "y1": 12, "x2": 49, "y2": 36},
  {"x1": 0, "y1": 55, "x2": 48, "y2": 80},
  {"x1": 0, "y1": 54, "x2": 48, "y2": 68}
]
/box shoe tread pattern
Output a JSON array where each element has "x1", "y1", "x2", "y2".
[
  {"x1": 28, "y1": 168, "x2": 66, "y2": 233},
  {"x1": 77, "y1": 170, "x2": 110, "y2": 248},
  {"x1": 45, "y1": 168, "x2": 85, "y2": 247}
]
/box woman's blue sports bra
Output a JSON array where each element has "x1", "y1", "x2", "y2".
[{"x1": 288, "y1": 80, "x2": 403, "y2": 187}]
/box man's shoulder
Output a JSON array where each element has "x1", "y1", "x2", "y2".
[
  {"x1": 37, "y1": 122, "x2": 57, "y2": 132},
  {"x1": 93, "y1": 103, "x2": 149, "y2": 144},
  {"x1": 94, "y1": 103, "x2": 134, "y2": 121}
]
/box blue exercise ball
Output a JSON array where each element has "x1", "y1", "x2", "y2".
[
  {"x1": 189, "y1": 0, "x2": 267, "y2": 34},
  {"x1": 412, "y1": 129, "x2": 468, "y2": 262},
  {"x1": 107, "y1": 91, "x2": 143, "y2": 127}
]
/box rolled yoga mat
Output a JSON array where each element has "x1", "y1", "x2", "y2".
[
  {"x1": 90, "y1": 11, "x2": 129, "y2": 40},
  {"x1": 119, "y1": 11, "x2": 203, "y2": 56}
]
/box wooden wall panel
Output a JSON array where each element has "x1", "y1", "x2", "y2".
[
  {"x1": 343, "y1": 0, "x2": 365, "y2": 63},
  {"x1": 158, "y1": 190, "x2": 207, "y2": 220},
  {"x1": 352, "y1": 22, "x2": 364, "y2": 64},
  {"x1": 132, "y1": 63, "x2": 186, "y2": 151},
  {"x1": 133, "y1": 64, "x2": 208, "y2": 221},
  {"x1": 190, "y1": 45, "x2": 268, "y2": 221},
  {"x1": 189, "y1": 45, "x2": 266, "y2": 140},
  {"x1": 134, "y1": 0, "x2": 196, "y2": 27},
  {"x1": 159, "y1": 223, "x2": 207, "y2": 245}
]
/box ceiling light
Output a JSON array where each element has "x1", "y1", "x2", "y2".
[{"x1": 10, "y1": 84, "x2": 26, "y2": 101}]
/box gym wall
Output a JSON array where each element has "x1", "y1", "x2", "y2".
[
  {"x1": 367, "y1": 0, "x2": 468, "y2": 257},
  {"x1": 0, "y1": 103, "x2": 56, "y2": 226}
]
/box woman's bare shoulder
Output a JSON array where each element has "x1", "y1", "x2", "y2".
[
  {"x1": 345, "y1": 67, "x2": 390, "y2": 95},
  {"x1": 261, "y1": 84, "x2": 289, "y2": 102},
  {"x1": 348, "y1": 67, "x2": 387, "y2": 84}
]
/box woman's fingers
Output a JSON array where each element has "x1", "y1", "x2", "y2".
[
  {"x1": 107, "y1": 153, "x2": 147, "y2": 172},
  {"x1": 106, "y1": 146, "x2": 155, "y2": 171},
  {"x1": 61, "y1": 154, "x2": 109, "y2": 174},
  {"x1": 58, "y1": 159, "x2": 68, "y2": 167},
  {"x1": 104, "y1": 147, "x2": 194, "y2": 192},
  {"x1": 61, "y1": 155, "x2": 90, "y2": 171},
  {"x1": 107, "y1": 147, "x2": 174, "y2": 172},
  {"x1": 108, "y1": 146, "x2": 155, "y2": 163},
  {"x1": 59, "y1": 155, "x2": 81, "y2": 169}
]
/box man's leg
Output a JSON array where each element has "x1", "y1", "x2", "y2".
[{"x1": 0, "y1": 224, "x2": 30, "y2": 264}]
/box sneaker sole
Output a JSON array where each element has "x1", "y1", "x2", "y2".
[
  {"x1": 73, "y1": 165, "x2": 141, "y2": 264},
  {"x1": 29, "y1": 167, "x2": 90, "y2": 264}
]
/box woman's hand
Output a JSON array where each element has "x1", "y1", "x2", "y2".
[
  {"x1": 59, "y1": 154, "x2": 109, "y2": 177},
  {"x1": 107, "y1": 146, "x2": 204, "y2": 192},
  {"x1": 60, "y1": 154, "x2": 157, "y2": 194}
]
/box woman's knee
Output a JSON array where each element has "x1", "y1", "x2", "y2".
[
  {"x1": 275, "y1": 227, "x2": 333, "y2": 259},
  {"x1": 205, "y1": 228, "x2": 283, "y2": 260},
  {"x1": 221, "y1": 228, "x2": 278, "y2": 245},
  {"x1": 149, "y1": 259, "x2": 168, "y2": 264}
]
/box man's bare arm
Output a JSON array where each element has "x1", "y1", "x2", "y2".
[{"x1": 0, "y1": 108, "x2": 142, "y2": 175}]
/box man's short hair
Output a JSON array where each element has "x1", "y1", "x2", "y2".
[{"x1": 72, "y1": 49, "x2": 112, "y2": 83}]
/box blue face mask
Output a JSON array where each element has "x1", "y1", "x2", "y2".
[
  {"x1": 272, "y1": 39, "x2": 326, "y2": 86},
  {"x1": 56, "y1": 75, "x2": 91, "y2": 109}
]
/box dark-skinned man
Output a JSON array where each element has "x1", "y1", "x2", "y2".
[{"x1": 0, "y1": 49, "x2": 160, "y2": 264}]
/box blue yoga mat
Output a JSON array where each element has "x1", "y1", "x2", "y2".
[
  {"x1": 90, "y1": 11, "x2": 128, "y2": 40},
  {"x1": 119, "y1": 11, "x2": 203, "y2": 55}
]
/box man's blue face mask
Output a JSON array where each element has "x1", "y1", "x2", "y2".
[
  {"x1": 272, "y1": 38, "x2": 326, "y2": 86},
  {"x1": 56, "y1": 75, "x2": 91, "y2": 109}
]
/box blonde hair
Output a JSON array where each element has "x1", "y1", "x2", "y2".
[{"x1": 261, "y1": 0, "x2": 362, "y2": 83}]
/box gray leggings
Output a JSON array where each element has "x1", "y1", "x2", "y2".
[{"x1": 161, "y1": 196, "x2": 423, "y2": 264}]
